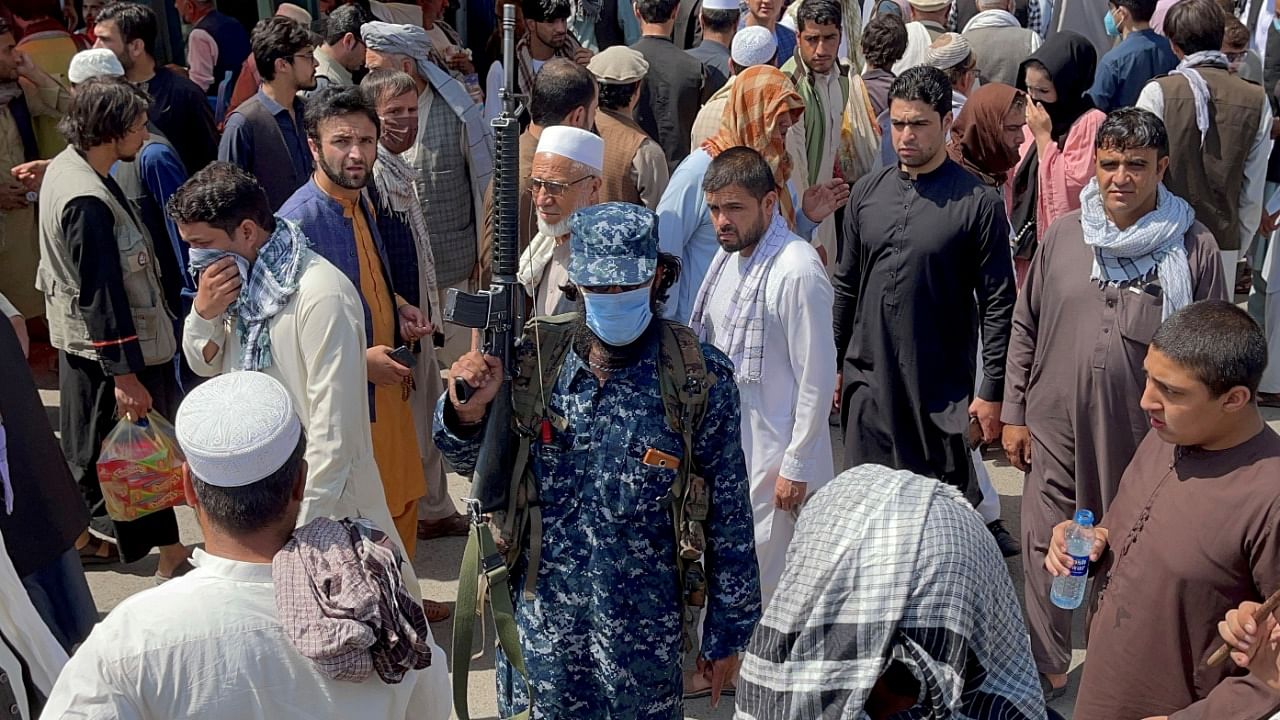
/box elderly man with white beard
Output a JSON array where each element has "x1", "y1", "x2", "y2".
[{"x1": 517, "y1": 125, "x2": 605, "y2": 317}]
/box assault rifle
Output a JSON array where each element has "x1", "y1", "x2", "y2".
[
  {"x1": 448, "y1": 6, "x2": 532, "y2": 719},
  {"x1": 445, "y1": 3, "x2": 524, "y2": 515}
]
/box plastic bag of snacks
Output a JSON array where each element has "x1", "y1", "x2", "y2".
[{"x1": 97, "y1": 413, "x2": 186, "y2": 522}]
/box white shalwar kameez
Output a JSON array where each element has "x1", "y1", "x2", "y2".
[{"x1": 698, "y1": 236, "x2": 836, "y2": 609}]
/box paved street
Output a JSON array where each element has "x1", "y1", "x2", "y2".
[{"x1": 57, "y1": 376, "x2": 1280, "y2": 720}]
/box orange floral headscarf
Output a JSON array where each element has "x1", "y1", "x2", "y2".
[{"x1": 702, "y1": 65, "x2": 805, "y2": 225}]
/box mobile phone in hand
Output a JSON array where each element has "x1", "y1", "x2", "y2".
[{"x1": 388, "y1": 345, "x2": 417, "y2": 369}]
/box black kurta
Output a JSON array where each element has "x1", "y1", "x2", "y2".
[
  {"x1": 0, "y1": 317, "x2": 87, "y2": 579},
  {"x1": 833, "y1": 159, "x2": 1015, "y2": 504},
  {"x1": 143, "y1": 67, "x2": 219, "y2": 176},
  {"x1": 631, "y1": 35, "x2": 708, "y2": 170},
  {"x1": 58, "y1": 178, "x2": 180, "y2": 564}
]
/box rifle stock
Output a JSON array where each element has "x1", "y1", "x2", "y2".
[{"x1": 444, "y1": 3, "x2": 524, "y2": 514}]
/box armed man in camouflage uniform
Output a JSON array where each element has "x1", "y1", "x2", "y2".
[{"x1": 434, "y1": 203, "x2": 761, "y2": 718}]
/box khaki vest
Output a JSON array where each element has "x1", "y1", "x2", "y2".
[
  {"x1": 1155, "y1": 68, "x2": 1265, "y2": 251},
  {"x1": 36, "y1": 146, "x2": 176, "y2": 366},
  {"x1": 596, "y1": 108, "x2": 646, "y2": 205}
]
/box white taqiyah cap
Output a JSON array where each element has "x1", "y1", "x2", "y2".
[
  {"x1": 535, "y1": 126, "x2": 605, "y2": 173},
  {"x1": 731, "y1": 26, "x2": 777, "y2": 67},
  {"x1": 926, "y1": 33, "x2": 972, "y2": 70},
  {"x1": 68, "y1": 49, "x2": 125, "y2": 85},
  {"x1": 702, "y1": 0, "x2": 741, "y2": 11},
  {"x1": 175, "y1": 371, "x2": 302, "y2": 488}
]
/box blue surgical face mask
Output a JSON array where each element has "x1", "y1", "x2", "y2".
[
  {"x1": 1103, "y1": 8, "x2": 1120, "y2": 36},
  {"x1": 582, "y1": 286, "x2": 653, "y2": 347}
]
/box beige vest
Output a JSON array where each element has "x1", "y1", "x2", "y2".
[{"x1": 36, "y1": 146, "x2": 176, "y2": 365}]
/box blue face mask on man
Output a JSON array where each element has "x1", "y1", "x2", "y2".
[
  {"x1": 1103, "y1": 7, "x2": 1121, "y2": 36},
  {"x1": 582, "y1": 286, "x2": 653, "y2": 347}
]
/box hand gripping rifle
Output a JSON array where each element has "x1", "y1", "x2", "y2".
[{"x1": 448, "y1": 6, "x2": 532, "y2": 719}]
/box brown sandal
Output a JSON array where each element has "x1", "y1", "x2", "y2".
[
  {"x1": 423, "y1": 599, "x2": 451, "y2": 623},
  {"x1": 77, "y1": 535, "x2": 119, "y2": 566}
]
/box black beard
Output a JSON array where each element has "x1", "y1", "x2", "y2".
[
  {"x1": 319, "y1": 156, "x2": 368, "y2": 190},
  {"x1": 571, "y1": 295, "x2": 657, "y2": 371}
]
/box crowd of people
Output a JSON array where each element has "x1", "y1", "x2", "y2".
[{"x1": 0, "y1": 0, "x2": 1279, "y2": 716}]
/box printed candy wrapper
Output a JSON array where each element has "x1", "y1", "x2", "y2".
[{"x1": 96, "y1": 412, "x2": 186, "y2": 522}]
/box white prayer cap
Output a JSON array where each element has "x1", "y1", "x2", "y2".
[
  {"x1": 68, "y1": 49, "x2": 124, "y2": 85},
  {"x1": 175, "y1": 371, "x2": 302, "y2": 488},
  {"x1": 731, "y1": 26, "x2": 777, "y2": 68},
  {"x1": 535, "y1": 126, "x2": 604, "y2": 173},
  {"x1": 702, "y1": 0, "x2": 741, "y2": 10},
  {"x1": 927, "y1": 33, "x2": 973, "y2": 71},
  {"x1": 275, "y1": 2, "x2": 313, "y2": 24}
]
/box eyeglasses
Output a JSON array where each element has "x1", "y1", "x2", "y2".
[
  {"x1": 1225, "y1": 51, "x2": 1248, "y2": 63},
  {"x1": 288, "y1": 52, "x2": 318, "y2": 66},
  {"x1": 528, "y1": 175, "x2": 595, "y2": 197}
]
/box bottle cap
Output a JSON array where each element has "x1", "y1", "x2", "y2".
[{"x1": 1074, "y1": 509, "x2": 1095, "y2": 527}]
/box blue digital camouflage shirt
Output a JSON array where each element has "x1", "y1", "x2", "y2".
[{"x1": 434, "y1": 328, "x2": 761, "y2": 719}]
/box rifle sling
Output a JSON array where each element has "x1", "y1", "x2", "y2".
[{"x1": 454, "y1": 519, "x2": 532, "y2": 720}]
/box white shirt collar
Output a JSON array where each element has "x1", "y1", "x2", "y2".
[{"x1": 190, "y1": 548, "x2": 274, "y2": 584}]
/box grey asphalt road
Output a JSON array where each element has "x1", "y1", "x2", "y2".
[{"x1": 65, "y1": 378, "x2": 1280, "y2": 720}]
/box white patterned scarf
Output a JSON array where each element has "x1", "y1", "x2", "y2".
[
  {"x1": 1171, "y1": 50, "x2": 1230, "y2": 146},
  {"x1": 187, "y1": 218, "x2": 309, "y2": 371},
  {"x1": 689, "y1": 210, "x2": 791, "y2": 383},
  {"x1": 1080, "y1": 178, "x2": 1196, "y2": 319},
  {"x1": 737, "y1": 465, "x2": 1045, "y2": 719},
  {"x1": 371, "y1": 143, "x2": 443, "y2": 329}
]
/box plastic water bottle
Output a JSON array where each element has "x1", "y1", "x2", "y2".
[{"x1": 1050, "y1": 509, "x2": 1096, "y2": 610}]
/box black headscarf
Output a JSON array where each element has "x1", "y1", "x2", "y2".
[{"x1": 1010, "y1": 31, "x2": 1098, "y2": 258}]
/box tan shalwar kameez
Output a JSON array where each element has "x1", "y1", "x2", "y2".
[{"x1": 1002, "y1": 211, "x2": 1227, "y2": 675}]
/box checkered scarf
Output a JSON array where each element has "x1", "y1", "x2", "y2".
[
  {"x1": 515, "y1": 32, "x2": 582, "y2": 99},
  {"x1": 689, "y1": 210, "x2": 790, "y2": 383},
  {"x1": 273, "y1": 517, "x2": 432, "y2": 684},
  {"x1": 371, "y1": 143, "x2": 442, "y2": 329},
  {"x1": 736, "y1": 465, "x2": 1045, "y2": 719},
  {"x1": 187, "y1": 218, "x2": 309, "y2": 371},
  {"x1": 702, "y1": 65, "x2": 805, "y2": 227},
  {"x1": 1080, "y1": 177, "x2": 1195, "y2": 319}
]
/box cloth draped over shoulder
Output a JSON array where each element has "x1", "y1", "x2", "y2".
[
  {"x1": 186, "y1": 217, "x2": 309, "y2": 371},
  {"x1": 273, "y1": 517, "x2": 432, "y2": 684},
  {"x1": 1011, "y1": 31, "x2": 1097, "y2": 258},
  {"x1": 370, "y1": 143, "x2": 442, "y2": 329},
  {"x1": 702, "y1": 65, "x2": 805, "y2": 226},
  {"x1": 361, "y1": 21, "x2": 494, "y2": 199},
  {"x1": 689, "y1": 210, "x2": 791, "y2": 383},
  {"x1": 736, "y1": 465, "x2": 1045, "y2": 719},
  {"x1": 948, "y1": 82, "x2": 1023, "y2": 186},
  {"x1": 1170, "y1": 50, "x2": 1231, "y2": 145}
]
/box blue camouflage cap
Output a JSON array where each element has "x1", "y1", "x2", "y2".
[{"x1": 568, "y1": 202, "x2": 658, "y2": 287}]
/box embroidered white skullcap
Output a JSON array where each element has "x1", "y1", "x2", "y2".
[
  {"x1": 909, "y1": 0, "x2": 949, "y2": 11},
  {"x1": 175, "y1": 371, "x2": 302, "y2": 488},
  {"x1": 535, "y1": 126, "x2": 605, "y2": 173},
  {"x1": 275, "y1": 3, "x2": 313, "y2": 24},
  {"x1": 68, "y1": 49, "x2": 125, "y2": 85},
  {"x1": 731, "y1": 26, "x2": 777, "y2": 68},
  {"x1": 927, "y1": 33, "x2": 973, "y2": 70},
  {"x1": 702, "y1": 0, "x2": 741, "y2": 11}
]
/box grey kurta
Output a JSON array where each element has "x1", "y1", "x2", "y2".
[
  {"x1": 1074, "y1": 427, "x2": 1280, "y2": 720},
  {"x1": 1001, "y1": 210, "x2": 1227, "y2": 674}
]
